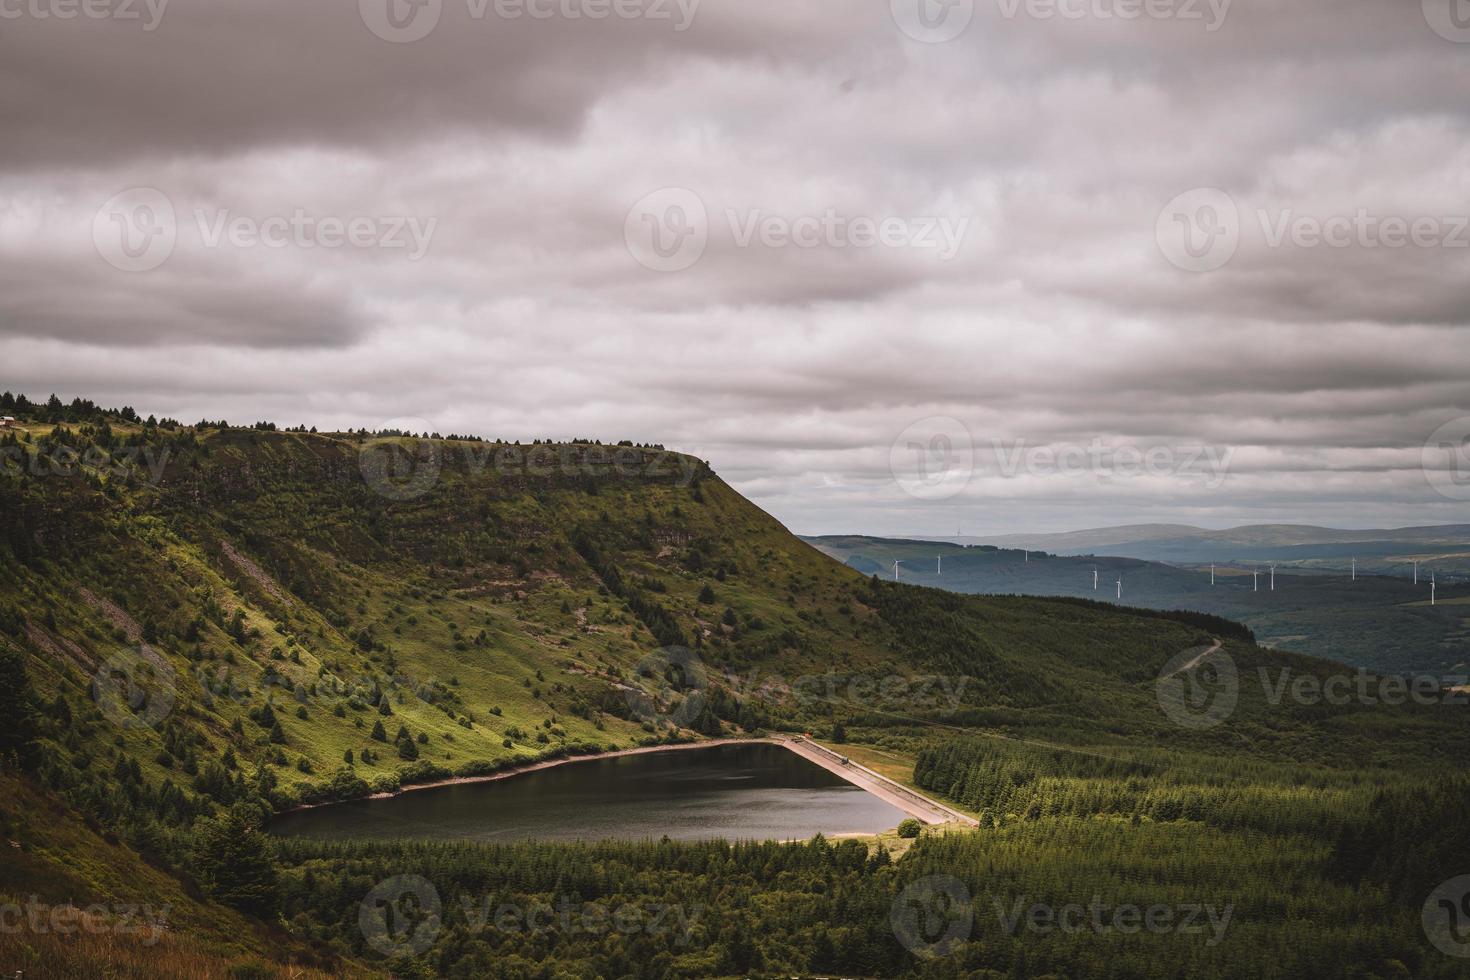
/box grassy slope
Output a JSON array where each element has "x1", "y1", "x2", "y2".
[
  {"x1": 0, "y1": 771, "x2": 377, "y2": 979},
  {"x1": 5, "y1": 424, "x2": 1468, "y2": 797},
  {"x1": 0, "y1": 426, "x2": 1231, "y2": 797}
]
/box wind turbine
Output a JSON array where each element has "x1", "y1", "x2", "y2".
[
  {"x1": 1210, "y1": 564, "x2": 1215, "y2": 586},
  {"x1": 1270, "y1": 563, "x2": 1276, "y2": 591},
  {"x1": 1252, "y1": 569, "x2": 1259, "y2": 592},
  {"x1": 1093, "y1": 567, "x2": 1099, "y2": 591},
  {"x1": 1116, "y1": 577, "x2": 1122, "y2": 600},
  {"x1": 892, "y1": 560, "x2": 904, "y2": 582},
  {"x1": 1024, "y1": 550, "x2": 1029, "y2": 563},
  {"x1": 1413, "y1": 560, "x2": 1419, "y2": 585},
  {"x1": 1431, "y1": 573, "x2": 1437, "y2": 606},
  {"x1": 936, "y1": 555, "x2": 942, "y2": 576},
  {"x1": 1351, "y1": 557, "x2": 1356, "y2": 582}
]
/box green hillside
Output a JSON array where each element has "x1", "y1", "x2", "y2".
[{"x1": 2, "y1": 399, "x2": 1470, "y2": 978}]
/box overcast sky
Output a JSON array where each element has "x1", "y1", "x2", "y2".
[{"x1": 3, "y1": 0, "x2": 1469, "y2": 535}]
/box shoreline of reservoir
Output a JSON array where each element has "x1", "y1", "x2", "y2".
[{"x1": 274, "y1": 736, "x2": 976, "y2": 830}]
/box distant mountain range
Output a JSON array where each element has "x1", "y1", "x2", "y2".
[{"x1": 914, "y1": 523, "x2": 1470, "y2": 564}]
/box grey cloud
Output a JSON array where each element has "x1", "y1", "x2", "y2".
[
  {"x1": 2, "y1": 0, "x2": 1469, "y2": 533},
  {"x1": 0, "y1": 256, "x2": 368, "y2": 348}
]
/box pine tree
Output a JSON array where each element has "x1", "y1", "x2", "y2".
[
  {"x1": 0, "y1": 645, "x2": 40, "y2": 771},
  {"x1": 190, "y1": 803, "x2": 279, "y2": 917}
]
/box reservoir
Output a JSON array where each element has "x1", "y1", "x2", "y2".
[{"x1": 269, "y1": 742, "x2": 907, "y2": 842}]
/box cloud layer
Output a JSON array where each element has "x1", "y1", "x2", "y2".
[{"x1": 3, "y1": 0, "x2": 1468, "y2": 534}]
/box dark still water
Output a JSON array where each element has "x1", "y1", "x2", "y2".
[{"x1": 270, "y1": 743, "x2": 905, "y2": 843}]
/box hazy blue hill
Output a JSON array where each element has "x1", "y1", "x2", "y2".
[{"x1": 805, "y1": 534, "x2": 1470, "y2": 679}]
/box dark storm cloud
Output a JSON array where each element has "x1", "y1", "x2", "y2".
[{"x1": 0, "y1": 1, "x2": 871, "y2": 169}]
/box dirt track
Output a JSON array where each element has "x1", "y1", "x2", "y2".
[{"x1": 777, "y1": 736, "x2": 978, "y2": 827}]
